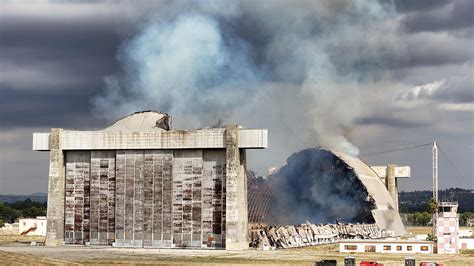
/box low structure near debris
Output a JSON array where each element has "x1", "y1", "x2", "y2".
[{"x1": 339, "y1": 239, "x2": 433, "y2": 254}]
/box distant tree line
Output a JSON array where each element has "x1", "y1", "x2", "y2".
[
  {"x1": 399, "y1": 188, "x2": 474, "y2": 227},
  {"x1": 401, "y1": 212, "x2": 473, "y2": 227},
  {"x1": 0, "y1": 198, "x2": 47, "y2": 226},
  {"x1": 399, "y1": 188, "x2": 474, "y2": 213}
]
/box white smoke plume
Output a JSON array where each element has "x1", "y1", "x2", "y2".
[{"x1": 93, "y1": 0, "x2": 405, "y2": 168}]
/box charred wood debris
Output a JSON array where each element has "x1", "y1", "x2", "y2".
[{"x1": 249, "y1": 222, "x2": 383, "y2": 250}]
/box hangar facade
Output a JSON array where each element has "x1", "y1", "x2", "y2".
[{"x1": 33, "y1": 111, "x2": 267, "y2": 250}]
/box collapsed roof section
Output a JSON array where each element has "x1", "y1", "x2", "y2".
[
  {"x1": 248, "y1": 148, "x2": 406, "y2": 236},
  {"x1": 334, "y1": 152, "x2": 406, "y2": 236},
  {"x1": 102, "y1": 110, "x2": 171, "y2": 131},
  {"x1": 32, "y1": 111, "x2": 268, "y2": 151}
]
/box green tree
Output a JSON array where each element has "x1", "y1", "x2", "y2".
[
  {"x1": 429, "y1": 198, "x2": 439, "y2": 214},
  {"x1": 21, "y1": 206, "x2": 46, "y2": 218},
  {"x1": 0, "y1": 203, "x2": 19, "y2": 223},
  {"x1": 460, "y1": 212, "x2": 474, "y2": 226}
]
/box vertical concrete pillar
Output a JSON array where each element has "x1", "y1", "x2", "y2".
[
  {"x1": 45, "y1": 128, "x2": 65, "y2": 246},
  {"x1": 386, "y1": 164, "x2": 398, "y2": 211},
  {"x1": 225, "y1": 125, "x2": 248, "y2": 250},
  {"x1": 239, "y1": 149, "x2": 249, "y2": 245}
]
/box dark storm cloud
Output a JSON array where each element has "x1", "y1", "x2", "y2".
[
  {"x1": 401, "y1": 32, "x2": 474, "y2": 68},
  {"x1": 394, "y1": 0, "x2": 448, "y2": 13},
  {"x1": 400, "y1": 0, "x2": 474, "y2": 33},
  {"x1": 0, "y1": 86, "x2": 105, "y2": 129},
  {"x1": 431, "y1": 76, "x2": 474, "y2": 104},
  {"x1": 0, "y1": 5, "x2": 121, "y2": 128},
  {"x1": 0, "y1": 0, "x2": 472, "y2": 194},
  {"x1": 356, "y1": 116, "x2": 430, "y2": 128}
]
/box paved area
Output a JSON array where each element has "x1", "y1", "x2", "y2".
[{"x1": 1, "y1": 243, "x2": 473, "y2": 265}]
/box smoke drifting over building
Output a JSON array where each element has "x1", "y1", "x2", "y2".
[{"x1": 93, "y1": 0, "x2": 404, "y2": 160}]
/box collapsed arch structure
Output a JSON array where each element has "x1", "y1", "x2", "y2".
[{"x1": 248, "y1": 148, "x2": 406, "y2": 236}]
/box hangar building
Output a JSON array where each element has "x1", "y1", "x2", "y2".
[{"x1": 32, "y1": 111, "x2": 267, "y2": 250}]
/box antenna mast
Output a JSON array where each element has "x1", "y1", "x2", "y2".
[
  {"x1": 433, "y1": 141, "x2": 438, "y2": 203},
  {"x1": 432, "y1": 141, "x2": 439, "y2": 237}
]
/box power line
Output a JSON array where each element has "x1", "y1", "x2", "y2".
[
  {"x1": 361, "y1": 143, "x2": 433, "y2": 157},
  {"x1": 437, "y1": 144, "x2": 468, "y2": 188}
]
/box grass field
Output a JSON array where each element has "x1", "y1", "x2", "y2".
[
  {"x1": 0, "y1": 234, "x2": 45, "y2": 245},
  {"x1": 406, "y1": 226, "x2": 473, "y2": 235}
]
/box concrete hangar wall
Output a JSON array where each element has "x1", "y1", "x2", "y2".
[{"x1": 33, "y1": 111, "x2": 268, "y2": 250}]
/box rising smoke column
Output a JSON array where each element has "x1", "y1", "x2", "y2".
[
  {"x1": 93, "y1": 0, "x2": 404, "y2": 158},
  {"x1": 265, "y1": 148, "x2": 375, "y2": 225}
]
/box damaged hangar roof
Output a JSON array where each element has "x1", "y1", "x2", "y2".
[
  {"x1": 248, "y1": 148, "x2": 406, "y2": 237},
  {"x1": 102, "y1": 110, "x2": 171, "y2": 131},
  {"x1": 32, "y1": 111, "x2": 268, "y2": 150},
  {"x1": 334, "y1": 151, "x2": 406, "y2": 236}
]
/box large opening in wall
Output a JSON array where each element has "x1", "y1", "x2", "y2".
[{"x1": 248, "y1": 149, "x2": 376, "y2": 225}]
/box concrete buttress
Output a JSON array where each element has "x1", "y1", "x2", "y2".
[
  {"x1": 45, "y1": 128, "x2": 65, "y2": 246},
  {"x1": 225, "y1": 125, "x2": 248, "y2": 250},
  {"x1": 386, "y1": 164, "x2": 398, "y2": 211}
]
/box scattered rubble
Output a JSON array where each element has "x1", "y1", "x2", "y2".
[{"x1": 250, "y1": 222, "x2": 383, "y2": 250}]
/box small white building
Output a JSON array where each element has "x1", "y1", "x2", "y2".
[
  {"x1": 458, "y1": 229, "x2": 474, "y2": 250},
  {"x1": 339, "y1": 239, "x2": 434, "y2": 254},
  {"x1": 18, "y1": 216, "x2": 47, "y2": 236},
  {"x1": 459, "y1": 238, "x2": 474, "y2": 250},
  {"x1": 0, "y1": 222, "x2": 19, "y2": 233}
]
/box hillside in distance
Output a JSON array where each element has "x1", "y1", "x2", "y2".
[
  {"x1": 0, "y1": 193, "x2": 47, "y2": 203},
  {"x1": 1, "y1": 188, "x2": 473, "y2": 213},
  {"x1": 399, "y1": 188, "x2": 474, "y2": 213}
]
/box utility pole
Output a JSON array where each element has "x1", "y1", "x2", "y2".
[
  {"x1": 433, "y1": 141, "x2": 438, "y2": 203},
  {"x1": 432, "y1": 141, "x2": 439, "y2": 238}
]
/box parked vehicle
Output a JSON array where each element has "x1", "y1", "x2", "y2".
[
  {"x1": 314, "y1": 259, "x2": 338, "y2": 266},
  {"x1": 360, "y1": 261, "x2": 383, "y2": 266},
  {"x1": 405, "y1": 257, "x2": 415, "y2": 266},
  {"x1": 345, "y1": 256, "x2": 355, "y2": 266}
]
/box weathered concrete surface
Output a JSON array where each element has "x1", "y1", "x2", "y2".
[
  {"x1": 33, "y1": 129, "x2": 268, "y2": 150},
  {"x1": 225, "y1": 126, "x2": 248, "y2": 250},
  {"x1": 34, "y1": 112, "x2": 267, "y2": 249},
  {"x1": 334, "y1": 152, "x2": 406, "y2": 236},
  {"x1": 386, "y1": 165, "x2": 398, "y2": 211},
  {"x1": 102, "y1": 111, "x2": 169, "y2": 132},
  {"x1": 45, "y1": 128, "x2": 65, "y2": 246}
]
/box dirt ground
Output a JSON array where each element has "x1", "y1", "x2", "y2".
[
  {"x1": 406, "y1": 227, "x2": 473, "y2": 236},
  {"x1": 0, "y1": 230, "x2": 472, "y2": 266}
]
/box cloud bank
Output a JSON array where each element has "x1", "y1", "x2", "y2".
[{"x1": 93, "y1": 0, "x2": 406, "y2": 157}]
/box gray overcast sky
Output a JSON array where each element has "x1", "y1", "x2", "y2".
[{"x1": 0, "y1": 0, "x2": 473, "y2": 194}]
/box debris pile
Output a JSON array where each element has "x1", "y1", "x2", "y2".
[{"x1": 250, "y1": 222, "x2": 382, "y2": 250}]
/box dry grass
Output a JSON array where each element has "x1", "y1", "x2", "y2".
[
  {"x1": 0, "y1": 250, "x2": 73, "y2": 265},
  {"x1": 0, "y1": 232, "x2": 473, "y2": 265},
  {"x1": 0, "y1": 234, "x2": 45, "y2": 245},
  {"x1": 406, "y1": 226, "x2": 474, "y2": 236},
  {"x1": 406, "y1": 226, "x2": 433, "y2": 235},
  {"x1": 1, "y1": 244, "x2": 473, "y2": 266}
]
